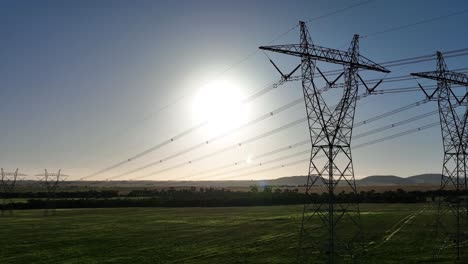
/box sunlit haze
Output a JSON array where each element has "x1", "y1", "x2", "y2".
[{"x1": 192, "y1": 79, "x2": 249, "y2": 137}]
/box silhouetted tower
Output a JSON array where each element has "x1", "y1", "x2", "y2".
[
  {"x1": 36, "y1": 169, "x2": 67, "y2": 215},
  {"x1": 411, "y1": 52, "x2": 468, "y2": 261},
  {"x1": 1, "y1": 168, "x2": 26, "y2": 216},
  {"x1": 259, "y1": 21, "x2": 389, "y2": 263}
]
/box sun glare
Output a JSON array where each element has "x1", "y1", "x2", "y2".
[
  {"x1": 246, "y1": 155, "x2": 253, "y2": 164},
  {"x1": 192, "y1": 80, "x2": 248, "y2": 136}
]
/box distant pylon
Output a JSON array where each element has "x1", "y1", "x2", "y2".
[
  {"x1": 1, "y1": 168, "x2": 26, "y2": 216},
  {"x1": 259, "y1": 21, "x2": 389, "y2": 263},
  {"x1": 36, "y1": 169, "x2": 67, "y2": 215},
  {"x1": 411, "y1": 52, "x2": 468, "y2": 261}
]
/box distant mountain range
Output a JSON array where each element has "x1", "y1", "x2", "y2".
[
  {"x1": 38, "y1": 173, "x2": 445, "y2": 188},
  {"x1": 255, "y1": 173, "x2": 445, "y2": 186},
  {"x1": 358, "y1": 174, "x2": 444, "y2": 186}
]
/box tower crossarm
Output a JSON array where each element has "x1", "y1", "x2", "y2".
[
  {"x1": 259, "y1": 44, "x2": 389, "y2": 73},
  {"x1": 35, "y1": 173, "x2": 68, "y2": 177},
  {"x1": 411, "y1": 70, "x2": 468, "y2": 87},
  {"x1": 1, "y1": 172, "x2": 27, "y2": 177}
]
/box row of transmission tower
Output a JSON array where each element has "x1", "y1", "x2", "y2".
[
  {"x1": 0, "y1": 169, "x2": 67, "y2": 216},
  {"x1": 259, "y1": 21, "x2": 467, "y2": 263},
  {"x1": 1, "y1": 168, "x2": 26, "y2": 216}
]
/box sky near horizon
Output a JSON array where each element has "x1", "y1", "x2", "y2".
[{"x1": 1, "y1": 0, "x2": 468, "y2": 180}]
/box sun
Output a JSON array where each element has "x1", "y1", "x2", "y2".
[{"x1": 192, "y1": 80, "x2": 248, "y2": 136}]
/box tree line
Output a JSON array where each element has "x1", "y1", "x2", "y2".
[{"x1": 1, "y1": 187, "x2": 467, "y2": 210}]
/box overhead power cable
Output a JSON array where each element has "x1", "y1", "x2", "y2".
[
  {"x1": 177, "y1": 98, "x2": 439, "y2": 181},
  {"x1": 82, "y1": 76, "x2": 298, "y2": 179},
  {"x1": 84, "y1": 49, "x2": 468, "y2": 180},
  {"x1": 304, "y1": 0, "x2": 375, "y2": 24},
  {"x1": 181, "y1": 140, "x2": 311, "y2": 181},
  {"x1": 129, "y1": 95, "x2": 435, "y2": 181},
  {"x1": 124, "y1": 87, "x2": 382, "y2": 181},
  {"x1": 113, "y1": 99, "x2": 306, "y2": 180},
  {"x1": 226, "y1": 122, "x2": 439, "y2": 180},
  {"x1": 323, "y1": 50, "x2": 468, "y2": 76},
  {"x1": 111, "y1": 70, "x2": 423, "y2": 181},
  {"x1": 119, "y1": 117, "x2": 306, "y2": 181},
  {"x1": 361, "y1": 9, "x2": 468, "y2": 38},
  {"x1": 206, "y1": 115, "x2": 439, "y2": 181},
  {"x1": 79, "y1": 0, "x2": 379, "y2": 175}
]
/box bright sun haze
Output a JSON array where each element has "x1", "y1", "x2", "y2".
[{"x1": 192, "y1": 80, "x2": 249, "y2": 137}]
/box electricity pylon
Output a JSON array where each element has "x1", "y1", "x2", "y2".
[
  {"x1": 36, "y1": 169, "x2": 67, "y2": 215},
  {"x1": 259, "y1": 21, "x2": 389, "y2": 263},
  {"x1": 1, "y1": 168, "x2": 26, "y2": 216},
  {"x1": 411, "y1": 52, "x2": 468, "y2": 261}
]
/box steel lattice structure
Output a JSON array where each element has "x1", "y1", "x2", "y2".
[
  {"x1": 259, "y1": 21, "x2": 389, "y2": 263},
  {"x1": 411, "y1": 52, "x2": 468, "y2": 261},
  {"x1": 1, "y1": 168, "x2": 26, "y2": 216},
  {"x1": 36, "y1": 169, "x2": 67, "y2": 215}
]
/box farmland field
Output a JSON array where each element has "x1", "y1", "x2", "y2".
[{"x1": 0, "y1": 204, "x2": 465, "y2": 263}]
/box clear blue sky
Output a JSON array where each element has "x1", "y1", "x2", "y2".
[{"x1": 1, "y1": 0, "x2": 468, "y2": 180}]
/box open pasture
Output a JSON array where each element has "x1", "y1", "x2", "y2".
[{"x1": 0, "y1": 204, "x2": 464, "y2": 263}]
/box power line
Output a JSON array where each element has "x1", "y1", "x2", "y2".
[
  {"x1": 216, "y1": 0, "x2": 377, "y2": 76},
  {"x1": 124, "y1": 87, "x2": 386, "y2": 181},
  {"x1": 353, "y1": 110, "x2": 438, "y2": 139},
  {"x1": 264, "y1": 0, "x2": 376, "y2": 48},
  {"x1": 83, "y1": 49, "x2": 468, "y2": 180},
  {"x1": 97, "y1": 61, "x2": 462, "y2": 183},
  {"x1": 112, "y1": 98, "x2": 306, "y2": 180},
  {"x1": 121, "y1": 116, "x2": 306, "y2": 181},
  {"x1": 361, "y1": 9, "x2": 468, "y2": 38},
  {"x1": 77, "y1": 1, "x2": 377, "y2": 171},
  {"x1": 354, "y1": 99, "x2": 429, "y2": 127},
  {"x1": 181, "y1": 140, "x2": 311, "y2": 181},
  {"x1": 130, "y1": 94, "x2": 435, "y2": 181},
  {"x1": 105, "y1": 73, "x2": 403, "y2": 181},
  {"x1": 323, "y1": 49, "x2": 468, "y2": 76},
  {"x1": 179, "y1": 99, "x2": 439, "y2": 181},
  {"x1": 227, "y1": 122, "x2": 439, "y2": 180},
  {"x1": 304, "y1": 0, "x2": 375, "y2": 24},
  {"x1": 95, "y1": 88, "x2": 423, "y2": 181},
  {"x1": 376, "y1": 84, "x2": 467, "y2": 95},
  {"x1": 210, "y1": 115, "x2": 438, "y2": 181},
  {"x1": 81, "y1": 76, "x2": 298, "y2": 179},
  {"x1": 382, "y1": 54, "x2": 468, "y2": 68},
  {"x1": 115, "y1": 91, "x2": 431, "y2": 182},
  {"x1": 85, "y1": 82, "x2": 302, "y2": 180},
  {"x1": 382, "y1": 48, "x2": 468, "y2": 66}
]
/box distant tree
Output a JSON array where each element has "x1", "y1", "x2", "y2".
[
  {"x1": 263, "y1": 186, "x2": 272, "y2": 193},
  {"x1": 249, "y1": 185, "x2": 258, "y2": 193}
]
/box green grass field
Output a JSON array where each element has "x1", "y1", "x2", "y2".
[{"x1": 0, "y1": 204, "x2": 465, "y2": 263}]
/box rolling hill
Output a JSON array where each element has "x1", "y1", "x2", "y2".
[{"x1": 17, "y1": 174, "x2": 447, "y2": 189}]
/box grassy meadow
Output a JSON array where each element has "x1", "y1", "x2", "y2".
[{"x1": 0, "y1": 204, "x2": 466, "y2": 263}]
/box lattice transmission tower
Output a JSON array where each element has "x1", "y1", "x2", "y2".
[
  {"x1": 36, "y1": 169, "x2": 67, "y2": 215},
  {"x1": 1, "y1": 168, "x2": 26, "y2": 216},
  {"x1": 411, "y1": 52, "x2": 468, "y2": 261},
  {"x1": 259, "y1": 21, "x2": 389, "y2": 263}
]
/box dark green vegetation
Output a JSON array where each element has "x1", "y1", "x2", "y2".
[
  {"x1": 3, "y1": 189, "x2": 466, "y2": 210},
  {"x1": 0, "y1": 204, "x2": 465, "y2": 263}
]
